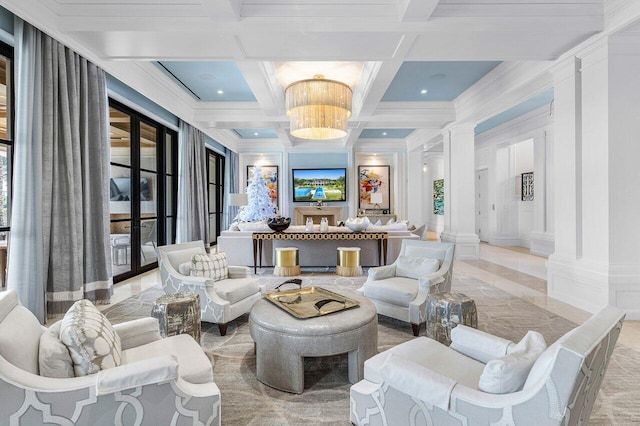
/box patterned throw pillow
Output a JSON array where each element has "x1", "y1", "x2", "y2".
[
  {"x1": 190, "y1": 252, "x2": 229, "y2": 281},
  {"x1": 59, "y1": 299, "x2": 122, "y2": 377}
]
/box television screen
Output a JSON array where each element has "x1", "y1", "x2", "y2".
[
  {"x1": 110, "y1": 177, "x2": 151, "y2": 201},
  {"x1": 292, "y1": 168, "x2": 346, "y2": 202}
]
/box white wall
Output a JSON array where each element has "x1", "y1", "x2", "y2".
[
  {"x1": 424, "y1": 152, "x2": 444, "y2": 234},
  {"x1": 515, "y1": 139, "x2": 534, "y2": 247}
]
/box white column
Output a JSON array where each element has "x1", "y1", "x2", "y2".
[
  {"x1": 424, "y1": 152, "x2": 444, "y2": 234},
  {"x1": 406, "y1": 147, "x2": 424, "y2": 227},
  {"x1": 529, "y1": 129, "x2": 555, "y2": 256},
  {"x1": 440, "y1": 123, "x2": 480, "y2": 259}
]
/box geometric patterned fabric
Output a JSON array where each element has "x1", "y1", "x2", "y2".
[
  {"x1": 59, "y1": 299, "x2": 122, "y2": 376},
  {"x1": 190, "y1": 253, "x2": 229, "y2": 281}
]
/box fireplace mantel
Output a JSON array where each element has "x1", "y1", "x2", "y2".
[{"x1": 293, "y1": 206, "x2": 344, "y2": 226}]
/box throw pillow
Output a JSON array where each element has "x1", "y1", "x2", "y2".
[
  {"x1": 178, "y1": 261, "x2": 192, "y2": 276},
  {"x1": 395, "y1": 255, "x2": 440, "y2": 279},
  {"x1": 59, "y1": 300, "x2": 122, "y2": 377},
  {"x1": 39, "y1": 321, "x2": 74, "y2": 378},
  {"x1": 374, "y1": 220, "x2": 382, "y2": 226},
  {"x1": 386, "y1": 218, "x2": 396, "y2": 225},
  {"x1": 190, "y1": 252, "x2": 229, "y2": 281},
  {"x1": 237, "y1": 221, "x2": 269, "y2": 232},
  {"x1": 478, "y1": 330, "x2": 547, "y2": 394}
]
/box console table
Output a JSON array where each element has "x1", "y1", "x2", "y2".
[{"x1": 251, "y1": 232, "x2": 388, "y2": 273}]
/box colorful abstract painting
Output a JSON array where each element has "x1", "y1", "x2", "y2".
[
  {"x1": 247, "y1": 165, "x2": 278, "y2": 209},
  {"x1": 433, "y1": 179, "x2": 444, "y2": 215},
  {"x1": 358, "y1": 165, "x2": 390, "y2": 210}
]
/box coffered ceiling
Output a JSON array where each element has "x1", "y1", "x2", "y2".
[{"x1": 2, "y1": 0, "x2": 608, "y2": 151}]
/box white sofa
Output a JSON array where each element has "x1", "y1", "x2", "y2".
[
  {"x1": 217, "y1": 224, "x2": 419, "y2": 267},
  {"x1": 0, "y1": 290, "x2": 221, "y2": 425}
]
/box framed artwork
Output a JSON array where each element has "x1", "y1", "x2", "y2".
[
  {"x1": 358, "y1": 165, "x2": 390, "y2": 210},
  {"x1": 521, "y1": 172, "x2": 534, "y2": 201},
  {"x1": 433, "y1": 179, "x2": 444, "y2": 215},
  {"x1": 247, "y1": 165, "x2": 279, "y2": 209}
]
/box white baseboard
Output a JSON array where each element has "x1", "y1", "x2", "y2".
[
  {"x1": 547, "y1": 255, "x2": 640, "y2": 320},
  {"x1": 488, "y1": 236, "x2": 521, "y2": 247},
  {"x1": 440, "y1": 232, "x2": 480, "y2": 259},
  {"x1": 529, "y1": 231, "x2": 554, "y2": 257}
]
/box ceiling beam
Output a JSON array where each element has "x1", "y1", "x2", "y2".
[{"x1": 399, "y1": 0, "x2": 440, "y2": 22}]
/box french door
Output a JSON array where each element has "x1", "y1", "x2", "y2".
[{"x1": 109, "y1": 99, "x2": 177, "y2": 282}]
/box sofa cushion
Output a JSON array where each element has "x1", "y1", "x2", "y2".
[
  {"x1": 212, "y1": 277, "x2": 260, "y2": 304},
  {"x1": 178, "y1": 261, "x2": 191, "y2": 276},
  {"x1": 190, "y1": 252, "x2": 228, "y2": 281},
  {"x1": 396, "y1": 255, "x2": 440, "y2": 279},
  {"x1": 365, "y1": 336, "x2": 484, "y2": 389},
  {"x1": 122, "y1": 334, "x2": 213, "y2": 384},
  {"x1": 237, "y1": 221, "x2": 269, "y2": 232},
  {"x1": 363, "y1": 277, "x2": 418, "y2": 307},
  {"x1": 0, "y1": 293, "x2": 44, "y2": 375},
  {"x1": 479, "y1": 330, "x2": 547, "y2": 394},
  {"x1": 39, "y1": 321, "x2": 74, "y2": 378},
  {"x1": 60, "y1": 299, "x2": 122, "y2": 376}
]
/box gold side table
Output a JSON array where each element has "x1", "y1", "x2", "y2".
[
  {"x1": 274, "y1": 247, "x2": 300, "y2": 276},
  {"x1": 336, "y1": 247, "x2": 363, "y2": 277}
]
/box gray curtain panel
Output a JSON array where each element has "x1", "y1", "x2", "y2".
[
  {"x1": 176, "y1": 120, "x2": 209, "y2": 244},
  {"x1": 8, "y1": 19, "x2": 112, "y2": 321},
  {"x1": 224, "y1": 149, "x2": 239, "y2": 229}
]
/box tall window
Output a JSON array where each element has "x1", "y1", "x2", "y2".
[
  {"x1": 207, "y1": 149, "x2": 225, "y2": 246},
  {"x1": 109, "y1": 99, "x2": 177, "y2": 282},
  {"x1": 0, "y1": 42, "x2": 13, "y2": 288}
]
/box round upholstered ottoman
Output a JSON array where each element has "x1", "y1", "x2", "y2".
[
  {"x1": 336, "y1": 247, "x2": 362, "y2": 277},
  {"x1": 426, "y1": 292, "x2": 477, "y2": 346},
  {"x1": 274, "y1": 247, "x2": 300, "y2": 276},
  {"x1": 249, "y1": 291, "x2": 378, "y2": 394},
  {"x1": 151, "y1": 293, "x2": 201, "y2": 343}
]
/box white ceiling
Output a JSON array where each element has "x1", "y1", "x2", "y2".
[{"x1": 1, "y1": 0, "x2": 617, "y2": 151}]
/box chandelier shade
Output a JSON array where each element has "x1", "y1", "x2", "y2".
[{"x1": 285, "y1": 75, "x2": 352, "y2": 140}]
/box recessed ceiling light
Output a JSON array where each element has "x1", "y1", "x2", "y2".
[
  {"x1": 254, "y1": 132, "x2": 259, "y2": 136},
  {"x1": 217, "y1": 90, "x2": 224, "y2": 94},
  {"x1": 420, "y1": 89, "x2": 428, "y2": 94},
  {"x1": 382, "y1": 132, "x2": 387, "y2": 136}
]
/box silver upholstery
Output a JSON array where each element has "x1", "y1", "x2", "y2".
[
  {"x1": 249, "y1": 292, "x2": 378, "y2": 394},
  {"x1": 0, "y1": 289, "x2": 221, "y2": 425},
  {"x1": 157, "y1": 240, "x2": 262, "y2": 335},
  {"x1": 350, "y1": 306, "x2": 625, "y2": 426},
  {"x1": 358, "y1": 240, "x2": 455, "y2": 336}
]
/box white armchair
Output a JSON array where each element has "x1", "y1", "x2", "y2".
[
  {"x1": 350, "y1": 306, "x2": 625, "y2": 426},
  {"x1": 157, "y1": 240, "x2": 262, "y2": 336},
  {"x1": 0, "y1": 290, "x2": 221, "y2": 425},
  {"x1": 358, "y1": 240, "x2": 455, "y2": 336}
]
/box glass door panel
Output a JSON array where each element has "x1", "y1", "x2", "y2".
[{"x1": 137, "y1": 121, "x2": 158, "y2": 271}]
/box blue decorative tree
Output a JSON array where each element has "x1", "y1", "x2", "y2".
[{"x1": 234, "y1": 165, "x2": 275, "y2": 222}]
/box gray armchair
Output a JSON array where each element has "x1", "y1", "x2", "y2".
[
  {"x1": 351, "y1": 306, "x2": 625, "y2": 426},
  {"x1": 358, "y1": 240, "x2": 455, "y2": 336},
  {"x1": 157, "y1": 240, "x2": 262, "y2": 335},
  {"x1": 0, "y1": 290, "x2": 221, "y2": 425}
]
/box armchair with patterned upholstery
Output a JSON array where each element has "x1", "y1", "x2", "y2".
[
  {"x1": 0, "y1": 290, "x2": 221, "y2": 425},
  {"x1": 350, "y1": 306, "x2": 625, "y2": 426},
  {"x1": 358, "y1": 240, "x2": 455, "y2": 336},
  {"x1": 157, "y1": 240, "x2": 261, "y2": 336}
]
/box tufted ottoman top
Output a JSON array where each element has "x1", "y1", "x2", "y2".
[{"x1": 250, "y1": 290, "x2": 376, "y2": 337}]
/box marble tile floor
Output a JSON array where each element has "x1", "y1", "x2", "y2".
[{"x1": 105, "y1": 243, "x2": 640, "y2": 351}]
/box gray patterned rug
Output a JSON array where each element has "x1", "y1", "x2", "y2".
[{"x1": 103, "y1": 273, "x2": 640, "y2": 425}]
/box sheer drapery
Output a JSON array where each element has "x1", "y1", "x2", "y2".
[
  {"x1": 176, "y1": 120, "x2": 208, "y2": 244},
  {"x1": 8, "y1": 19, "x2": 112, "y2": 321},
  {"x1": 224, "y1": 149, "x2": 239, "y2": 229}
]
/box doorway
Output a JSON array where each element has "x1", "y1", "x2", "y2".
[{"x1": 476, "y1": 169, "x2": 490, "y2": 242}]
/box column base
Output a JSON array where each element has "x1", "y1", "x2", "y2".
[
  {"x1": 547, "y1": 255, "x2": 640, "y2": 319},
  {"x1": 529, "y1": 231, "x2": 554, "y2": 257},
  {"x1": 439, "y1": 232, "x2": 480, "y2": 259}
]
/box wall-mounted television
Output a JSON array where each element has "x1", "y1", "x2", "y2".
[
  {"x1": 292, "y1": 168, "x2": 346, "y2": 202},
  {"x1": 110, "y1": 177, "x2": 151, "y2": 201}
]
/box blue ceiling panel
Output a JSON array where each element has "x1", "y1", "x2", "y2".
[
  {"x1": 156, "y1": 61, "x2": 256, "y2": 102},
  {"x1": 234, "y1": 129, "x2": 278, "y2": 139},
  {"x1": 475, "y1": 88, "x2": 554, "y2": 135},
  {"x1": 359, "y1": 129, "x2": 415, "y2": 139},
  {"x1": 382, "y1": 61, "x2": 501, "y2": 102}
]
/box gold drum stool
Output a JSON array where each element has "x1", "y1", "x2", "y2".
[
  {"x1": 274, "y1": 247, "x2": 300, "y2": 276},
  {"x1": 426, "y1": 292, "x2": 478, "y2": 346},
  {"x1": 336, "y1": 247, "x2": 362, "y2": 277}
]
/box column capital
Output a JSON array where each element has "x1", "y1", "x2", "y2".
[
  {"x1": 442, "y1": 122, "x2": 476, "y2": 136},
  {"x1": 549, "y1": 56, "x2": 581, "y2": 83}
]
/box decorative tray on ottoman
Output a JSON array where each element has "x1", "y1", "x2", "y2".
[{"x1": 264, "y1": 280, "x2": 360, "y2": 319}]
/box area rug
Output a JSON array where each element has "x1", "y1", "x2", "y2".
[{"x1": 103, "y1": 273, "x2": 640, "y2": 425}]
